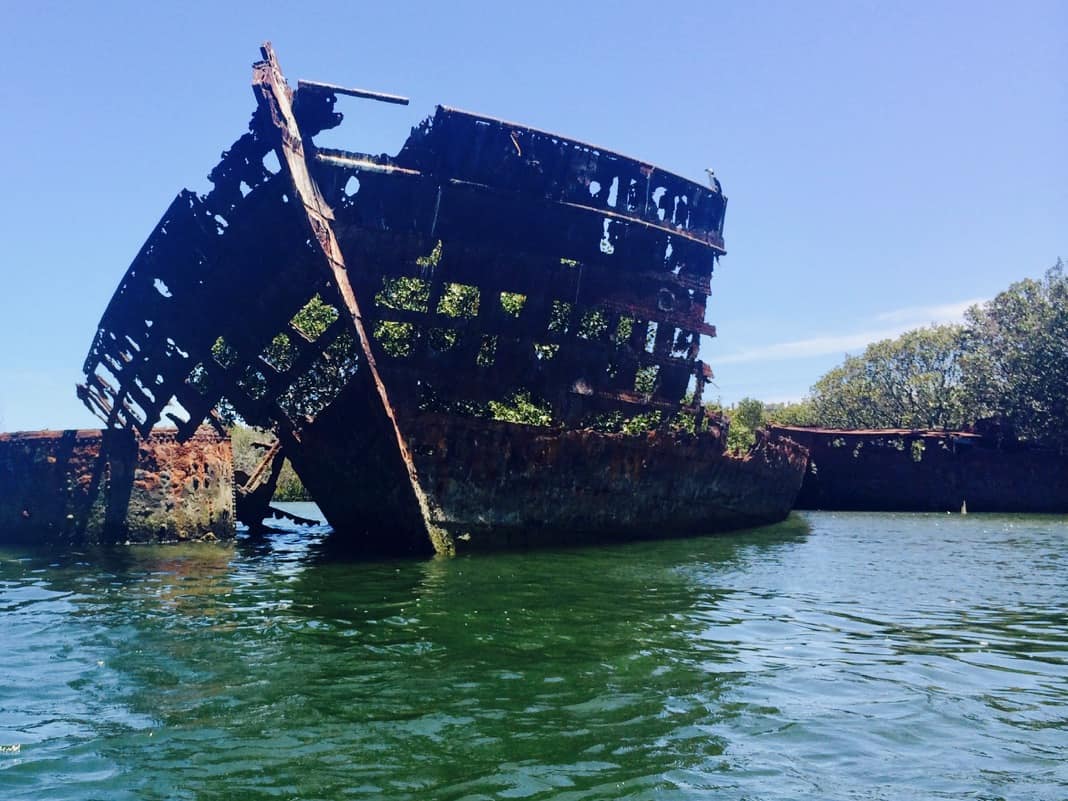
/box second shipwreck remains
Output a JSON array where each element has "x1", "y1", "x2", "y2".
[
  {"x1": 0, "y1": 428, "x2": 234, "y2": 545},
  {"x1": 774, "y1": 425, "x2": 1068, "y2": 514},
  {"x1": 79, "y1": 44, "x2": 806, "y2": 554}
]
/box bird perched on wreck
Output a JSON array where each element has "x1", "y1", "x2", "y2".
[{"x1": 705, "y1": 168, "x2": 722, "y2": 194}]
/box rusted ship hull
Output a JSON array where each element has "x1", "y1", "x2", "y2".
[
  {"x1": 77, "y1": 44, "x2": 807, "y2": 555},
  {"x1": 0, "y1": 428, "x2": 234, "y2": 545},
  {"x1": 401, "y1": 419, "x2": 806, "y2": 552},
  {"x1": 774, "y1": 426, "x2": 1068, "y2": 514},
  {"x1": 295, "y1": 386, "x2": 806, "y2": 554}
]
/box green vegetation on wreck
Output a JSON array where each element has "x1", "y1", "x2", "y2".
[
  {"x1": 228, "y1": 253, "x2": 1068, "y2": 495},
  {"x1": 372, "y1": 241, "x2": 708, "y2": 436}
]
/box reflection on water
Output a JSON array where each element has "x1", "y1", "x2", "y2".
[{"x1": 0, "y1": 509, "x2": 1065, "y2": 800}]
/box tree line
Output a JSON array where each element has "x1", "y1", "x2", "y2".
[{"x1": 726, "y1": 260, "x2": 1068, "y2": 452}]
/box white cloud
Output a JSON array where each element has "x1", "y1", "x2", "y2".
[
  {"x1": 715, "y1": 328, "x2": 905, "y2": 365},
  {"x1": 873, "y1": 298, "x2": 985, "y2": 325},
  {"x1": 713, "y1": 297, "x2": 984, "y2": 366}
]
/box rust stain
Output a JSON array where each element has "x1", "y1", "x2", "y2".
[{"x1": 0, "y1": 428, "x2": 234, "y2": 544}]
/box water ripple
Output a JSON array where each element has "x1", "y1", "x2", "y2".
[{"x1": 0, "y1": 509, "x2": 1065, "y2": 799}]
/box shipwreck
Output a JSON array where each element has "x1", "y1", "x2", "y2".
[
  {"x1": 78, "y1": 43, "x2": 807, "y2": 555},
  {"x1": 773, "y1": 425, "x2": 1068, "y2": 514}
]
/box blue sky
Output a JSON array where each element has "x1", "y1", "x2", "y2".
[{"x1": 1, "y1": 1, "x2": 1064, "y2": 430}]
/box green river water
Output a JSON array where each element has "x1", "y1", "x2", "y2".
[{"x1": 1, "y1": 508, "x2": 1065, "y2": 800}]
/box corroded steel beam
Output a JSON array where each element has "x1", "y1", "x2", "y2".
[
  {"x1": 297, "y1": 79, "x2": 410, "y2": 106},
  {"x1": 251, "y1": 42, "x2": 452, "y2": 553}
]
